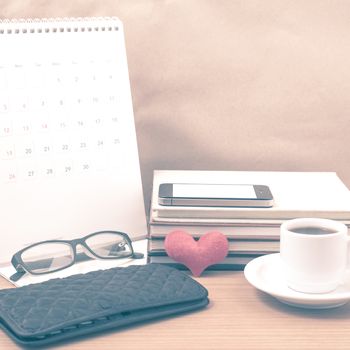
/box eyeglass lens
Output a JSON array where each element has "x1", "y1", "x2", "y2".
[
  {"x1": 20, "y1": 232, "x2": 133, "y2": 274},
  {"x1": 85, "y1": 232, "x2": 132, "y2": 258},
  {"x1": 21, "y1": 242, "x2": 74, "y2": 274}
]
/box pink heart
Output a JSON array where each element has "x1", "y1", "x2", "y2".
[{"x1": 164, "y1": 230, "x2": 229, "y2": 277}]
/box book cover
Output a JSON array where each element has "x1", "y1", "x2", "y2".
[{"x1": 151, "y1": 171, "x2": 350, "y2": 220}]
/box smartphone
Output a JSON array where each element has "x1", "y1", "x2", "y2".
[{"x1": 158, "y1": 183, "x2": 273, "y2": 207}]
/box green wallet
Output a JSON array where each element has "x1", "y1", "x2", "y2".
[{"x1": 0, "y1": 264, "x2": 209, "y2": 346}]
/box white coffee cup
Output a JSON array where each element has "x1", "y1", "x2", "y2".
[{"x1": 280, "y1": 218, "x2": 349, "y2": 294}]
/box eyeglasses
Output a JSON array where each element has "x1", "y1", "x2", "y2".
[{"x1": 10, "y1": 231, "x2": 144, "y2": 282}]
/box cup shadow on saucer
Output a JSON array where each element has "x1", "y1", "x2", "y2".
[{"x1": 254, "y1": 285, "x2": 350, "y2": 319}]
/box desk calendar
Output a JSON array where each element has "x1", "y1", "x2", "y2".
[{"x1": 0, "y1": 17, "x2": 147, "y2": 264}]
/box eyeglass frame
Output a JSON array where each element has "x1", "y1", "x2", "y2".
[{"x1": 10, "y1": 230, "x2": 144, "y2": 282}]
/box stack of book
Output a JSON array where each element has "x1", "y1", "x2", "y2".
[{"x1": 148, "y1": 170, "x2": 350, "y2": 270}]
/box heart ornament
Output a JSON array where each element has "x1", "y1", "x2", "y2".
[{"x1": 164, "y1": 230, "x2": 229, "y2": 276}]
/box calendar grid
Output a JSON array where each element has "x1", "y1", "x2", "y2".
[{"x1": 0, "y1": 59, "x2": 124, "y2": 183}]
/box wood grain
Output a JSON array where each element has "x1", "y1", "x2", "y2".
[{"x1": 0, "y1": 271, "x2": 350, "y2": 349}]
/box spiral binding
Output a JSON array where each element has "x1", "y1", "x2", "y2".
[{"x1": 0, "y1": 17, "x2": 119, "y2": 34}]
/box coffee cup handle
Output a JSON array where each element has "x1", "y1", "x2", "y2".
[
  {"x1": 345, "y1": 235, "x2": 350, "y2": 281},
  {"x1": 347, "y1": 235, "x2": 350, "y2": 266}
]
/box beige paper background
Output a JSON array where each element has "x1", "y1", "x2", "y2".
[{"x1": 1, "y1": 0, "x2": 350, "y2": 210}]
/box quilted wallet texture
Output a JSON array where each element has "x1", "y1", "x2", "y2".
[{"x1": 0, "y1": 264, "x2": 209, "y2": 346}]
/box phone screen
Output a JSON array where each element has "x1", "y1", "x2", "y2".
[{"x1": 172, "y1": 184, "x2": 257, "y2": 199}]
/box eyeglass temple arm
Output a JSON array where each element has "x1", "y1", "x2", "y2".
[
  {"x1": 10, "y1": 255, "x2": 26, "y2": 282},
  {"x1": 132, "y1": 252, "x2": 144, "y2": 259},
  {"x1": 122, "y1": 233, "x2": 144, "y2": 260}
]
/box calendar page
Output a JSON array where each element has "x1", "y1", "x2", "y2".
[{"x1": 0, "y1": 18, "x2": 147, "y2": 264}]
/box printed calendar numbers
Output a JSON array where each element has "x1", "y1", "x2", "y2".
[
  {"x1": 0, "y1": 142, "x2": 15, "y2": 160},
  {"x1": 108, "y1": 95, "x2": 117, "y2": 104},
  {"x1": 19, "y1": 160, "x2": 37, "y2": 181},
  {"x1": 74, "y1": 96, "x2": 82, "y2": 105},
  {"x1": 7, "y1": 172, "x2": 17, "y2": 182},
  {"x1": 2, "y1": 161, "x2": 18, "y2": 183},
  {"x1": 4, "y1": 149, "x2": 15, "y2": 160},
  {"x1": 31, "y1": 95, "x2": 47, "y2": 111},
  {"x1": 76, "y1": 120, "x2": 84, "y2": 127},
  {"x1": 55, "y1": 136, "x2": 71, "y2": 154},
  {"x1": 16, "y1": 139, "x2": 35, "y2": 158},
  {"x1": 28, "y1": 170, "x2": 35, "y2": 177},
  {"x1": 53, "y1": 113, "x2": 70, "y2": 132},
  {"x1": 39, "y1": 121, "x2": 50, "y2": 133},
  {"x1": 0, "y1": 57, "x2": 126, "y2": 184},
  {"x1": 1, "y1": 127, "x2": 12, "y2": 137},
  {"x1": 14, "y1": 119, "x2": 32, "y2": 135},
  {"x1": 75, "y1": 157, "x2": 92, "y2": 173},
  {"x1": 110, "y1": 116, "x2": 119, "y2": 126},
  {"x1": 48, "y1": 63, "x2": 66, "y2": 88},
  {"x1": 54, "y1": 156, "x2": 74, "y2": 177},
  {"x1": 36, "y1": 137, "x2": 53, "y2": 156},
  {"x1": 64, "y1": 165, "x2": 73, "y2": 173},
  {"x1": 79, "y1": 141, "x2": 88, "y2": 150},
  {"x1": 0, "y1": 95, "x2": 9, "y2": 113},
  {"x1": 58, "y1": 121, "x2": 68, "y2": 131},
  {"x1": 39, "y1": 161, "x2": 56, "y2": 178},
  {"x1": 0, "y1": 102, "x2": 9, "y2": 114},
  {"x1": 18, "y1": 96, "x2": 28, "y2": 112},
  {"x1": 92, "y1": 96, "x2": 99, "y2": 104},
  {"x1": 20, "y1": 124, "x2": 31, "y2": 134},
  {"x1": 61, "y1": 144, "x2": 70, "y2": 152},
  {"x1": 0, "y1": 120, "x2": 13, "y2": 137}
]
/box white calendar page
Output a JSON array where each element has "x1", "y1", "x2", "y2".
[{"x1": 0, "y1": 18, "x2": 147, "y2": 264}]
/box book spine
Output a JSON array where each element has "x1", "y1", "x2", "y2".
[
  {"x1": 149, "y1": 224, "x2": 280, "y2": 240},
  {"x1": 147, "y1": 254, "x2": 260, "y2": 268},
  {"x1": 150, "y1": 214, "x2": 288, "y2": 225},
  {"x1": 146, "y1": 261, "x2": 247, "y2": 271},
  {"x1": 148, "y1": 238, "x2": 280, "y2": 254},
  {"x1": 154, "y1": 208, "x2": 350, "y2": 220},
  {"x1": 147, "y1": 251, "x2": 264, "y2": 257}
]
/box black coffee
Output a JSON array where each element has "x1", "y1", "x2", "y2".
[{"x1": 290, "y1": 226, "x2": 338, "y2": 235}]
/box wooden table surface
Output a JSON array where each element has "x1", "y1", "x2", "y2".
[{"x1": 1, "y1": 271, "x2": 350, "y2": 350}]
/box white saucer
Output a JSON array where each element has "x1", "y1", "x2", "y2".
[{"x1": 244, "y1": 253, "x2": 350, "y2": 309}]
